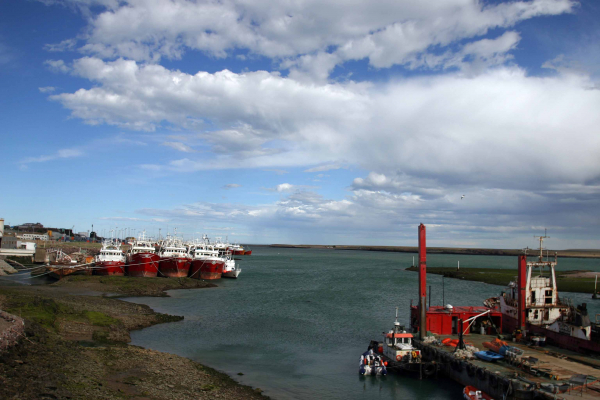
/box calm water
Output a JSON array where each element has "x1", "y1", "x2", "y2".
[{"x1": 123, "y1": 247, "x2": 600, "y2": 400}]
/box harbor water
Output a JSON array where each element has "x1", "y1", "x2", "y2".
[{"x1": 123, "y1": 247, "x2": 600, "y2": 400}]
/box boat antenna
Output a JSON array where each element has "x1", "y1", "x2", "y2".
[{"x1": 534, "y1": 229, "x2": 550, "y2": 263}]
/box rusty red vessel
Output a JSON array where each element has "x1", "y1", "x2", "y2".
[
  {"x1": 189, "y1": 244, "x2": 224, "y2": 280},
  {"x1": 127, "y1": 253, "x2": 160, "y2": 277},
  {"x1": 94, "y1": 239, "x2": 126, "y2": 276},
  {"x1": 157, "y1": 237, "x2": 191, "y2": 278},
  {"x1": 126, "y1": 232, "x2": 160, "y2": 277}
]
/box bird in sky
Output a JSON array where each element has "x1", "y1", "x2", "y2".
[{"x1": 461, "y1": 195, "x2": 465, "y2": 200}]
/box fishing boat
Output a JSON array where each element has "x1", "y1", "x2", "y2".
[
  {"x1": 126, "y1": 231, "x2": 160, "y2": 277},
  {"x1": 157, "y1": 236, "x2": 191, "y2": 278},
  {"x1": 222, "y1": 254, "x2": 241, "y2": 278},
  {"x1": 188, "y1": 243, "x2": 224, "y2": 280},
  {"x1": 94, "y1": 239, "x2": 126, "y2": 276},
  {"x1": 228, "y1": 243, "x2": 245, "y2": 256},
  {"x1": 474, "y1": 351, "x2": 503, "y2": 362},
  {"x1": 363, "y1": 308, "x2": 433, "y2": 376},
  {"x1": 484, "y1": 233, "x2": 600, "y2": 354},
  {"x1": 463, "y1": 386, "x2": 494, "y2": 400},
  {"x1": 243, "y1": 249, "x2": 252, "y2": 255}
]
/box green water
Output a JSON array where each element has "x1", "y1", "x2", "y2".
[{"x1": 124, "y1": 247, "x2": 600, "y2": 400}]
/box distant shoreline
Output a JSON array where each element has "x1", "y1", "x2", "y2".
[{"x1": 265, "y1": 244, "x2": 600, "y2": 259}]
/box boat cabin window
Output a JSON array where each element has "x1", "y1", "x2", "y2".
[
  {"x1": 534, "y1": 310, "x2": 539, "y2": 320},
  {"x1": 531, "y1": 290, "x2": 536, "y2": 304}
]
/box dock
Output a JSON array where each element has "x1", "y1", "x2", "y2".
[{"x1": 415, "y1": 333, "x2": 600, "y2": 399}]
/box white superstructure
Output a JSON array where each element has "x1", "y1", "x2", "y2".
[{"x1": 96, "y1": 239, "x2": 126, "y2": 263}]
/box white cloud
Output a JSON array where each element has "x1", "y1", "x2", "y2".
[
  {"x1": 51, "y1": 59, "x2": 600, "y2": 191},
  {"x1": 20, "y1": 148, "x2": 84, "y2": 164},
  {"x1": 44, "y1": 38, "x2": 77, "y2": 52},
  {"x1": 275, "y1": 183, "x2": 294, "y2": 192},
  {"x1": 304, "y1": 163, "x2": 345, "y2": 173},
  {"x1": 47, "y1": 0, "x2": 575, "y2": 78},
  {"x1": 263, "y1": 169, "x2": 289, "y2": 175},
  {"x1": 44, "y1": 59, "x2": 70, "y2": 73},
  {"x1": 161, "y1": 142, "x2": 196, "y2": 152},
  {"x1": 223, "y1": 183, "x2": 242, "y2": 189},
  {"x1": 38, "y1": 86, "x2": 57, "y2": 93}
]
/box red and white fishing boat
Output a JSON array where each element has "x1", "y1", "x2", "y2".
[
  {"x1": 228, "y1": 243, "x2": 245, "y2": 256},
  {"x1": 484, "y1": 233, "x2": 600, "y2": 354},
  {"x1": 188, "y1": 243, "x2": 224, "y2": 280},
  {"x1": 157, "y1": 236, "x2": 191, "y2": 278},
  {"x1": 126, "y1": 231, "x2": 160, "y2": 277},
  {"x1": 94, "y1": 239, "x2": 126, "y2": 276}
]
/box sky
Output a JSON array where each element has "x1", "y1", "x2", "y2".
[{"x1": 1, "y1": 0, "x2": 600, "y2": 249}]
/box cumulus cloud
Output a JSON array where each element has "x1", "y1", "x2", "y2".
[
  {"x1": 45, "y1": 0, "x2": 575, "y2": 79},
  {"x1": 50, "y1": 58, "x2": 600, "y2": 191}
]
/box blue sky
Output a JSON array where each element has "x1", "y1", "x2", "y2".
[{"x1": 1, "y1": 0, "x2": 600, "y2": 248}]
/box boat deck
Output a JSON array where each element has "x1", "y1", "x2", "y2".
[{"x1": 429, "y1": 333, "x2": 600, "y2": 399}]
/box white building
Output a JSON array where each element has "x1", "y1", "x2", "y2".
[{"x1": 21, "y1": 233, "x2": 49, "y2": 241}]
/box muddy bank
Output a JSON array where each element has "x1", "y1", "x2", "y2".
[
  {"x1": 0, "y1": 284, "x2": 267, "y2": 400},
  {"x1": 51, "y1": 275, "x2": 217, "y2": 297}
]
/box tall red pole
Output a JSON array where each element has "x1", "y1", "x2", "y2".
[
  {"x1": 418, "y1": 223, "x2": 427, "y2": 339},
  {"x1": 517, "y1": 255, "x2": 527, "y2": 332}
]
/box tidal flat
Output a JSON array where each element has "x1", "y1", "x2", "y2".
[{"x1": 0, "y1": 277, "x2": 267, "y2": 400}]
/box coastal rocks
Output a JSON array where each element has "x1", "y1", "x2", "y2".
[
  {"x1": 0, "y1": 260, "x2": 17, "y2": 276},
  {"x1": 0, "y1": 310, "x2": 25, "y2": 352}
]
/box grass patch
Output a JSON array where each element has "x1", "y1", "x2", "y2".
[
  {"x1": 84, "y1": 311, "x2": 120, "y2": 327},
  {"x1": 406, "y1": 266, "x2": 596, "y2": 294},
  {"x1": 4, "y1": 296, "x2": 71, "y2": 330}
]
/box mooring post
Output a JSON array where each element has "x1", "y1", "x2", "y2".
[{"x1": 418, "y1": 223, "x2": 427, "y2": 340}]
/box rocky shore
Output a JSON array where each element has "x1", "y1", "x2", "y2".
[{"x1": 0, "y1": 278, "x2": 267, "y2": 400}]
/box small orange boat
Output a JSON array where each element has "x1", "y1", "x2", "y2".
[
  {"x1": 463, "y1": 385, "x2": 494, "y2": 399},
  {"x1": 482, "y1": 338, "x2": 507, "y2": 353}
]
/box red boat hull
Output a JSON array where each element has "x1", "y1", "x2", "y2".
[
  {"x1": 189, "y1": 259, "x2": 224, "y2": 280},
  {"x1": 127, "y1": 253, "x2": 160, "y2": 277},
  {"x1": 95, "y1": 261, "x2": 125, "y2": 276},
  {"x1": 502, "y1": 314, "x2": 600, "y2": 354},
  {"x1": 243, "y1": 250, "x2": 252, "y2": 255},
  {"x1": 158, "y1": 257, "x2": 191, "y2": 278}
]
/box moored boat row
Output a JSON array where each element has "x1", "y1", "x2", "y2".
[{"x1": 44, "y1": 232, "x2": 247, "y2": 280}]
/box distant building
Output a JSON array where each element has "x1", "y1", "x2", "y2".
[
  {"x1": 21, "y1": 233, "x2": 49, "y2": 241},
  {"x1": 16, "y1": 222, "x2": 44, "y2": 230},
  {"x1": 1, "y1": 237, "x2": 36, "y2": 250}
]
